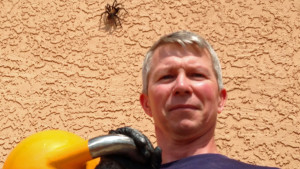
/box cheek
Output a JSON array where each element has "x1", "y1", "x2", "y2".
[
  {"x1": 150, "y1": 84, "x2": 170, "y2": 98},
  {"x1": 194, "y1": 82, "x2": 219, "y2": 101},
  {"x1": 148, "y1": 85, "x2": 171, "y2": 109}
]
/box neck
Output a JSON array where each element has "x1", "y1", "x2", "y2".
[{"x1": 155, "y1": 127, "x2": 218, "y2": 164}]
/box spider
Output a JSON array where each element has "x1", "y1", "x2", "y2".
[{"x1": 100, "y1": 0, "x2": 128, "y2": 28}]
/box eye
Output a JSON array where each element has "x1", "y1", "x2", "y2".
[
  {"x1": 190, "y1": 73, "x2": 206, "y2": 79},
  {"x1": 158, "y1": 74, "x2": 175, "y2": 82},
  {"x1": 161, "y1": 75, "x2": 174, "y2": 80}
]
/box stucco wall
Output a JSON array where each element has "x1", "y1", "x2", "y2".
[{"x1": 0, "y1": 0, "x2": 299, "y2": 168}]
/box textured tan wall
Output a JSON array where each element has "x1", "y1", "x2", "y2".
[{"x1": 0, "y1": 0, "x2": 299, "y2": 168}]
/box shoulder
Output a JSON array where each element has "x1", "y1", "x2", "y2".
[{"x1": 160, "y1": 154, "x2": 279, "y2": 169}]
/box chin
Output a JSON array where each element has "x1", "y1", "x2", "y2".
[{"x1": 174, "y1": 121, "x2": 200, "y2": 134}]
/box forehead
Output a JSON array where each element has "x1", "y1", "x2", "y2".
[{"x1": 151, "y1": 43, "x2": 212, "y2": 66}]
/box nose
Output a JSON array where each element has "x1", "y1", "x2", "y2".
[{"x1": 172, "y1": 73, "x2": 192, "y2": 96}]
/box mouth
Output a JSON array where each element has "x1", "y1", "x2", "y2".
[{"x1": 168, "y1": 104, "x2": 198, "y2": 112}]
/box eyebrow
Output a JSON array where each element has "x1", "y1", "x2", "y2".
[{"x1": 152, "y1": 64, "x2": 211, "y2": 77}]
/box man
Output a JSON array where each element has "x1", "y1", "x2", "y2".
[{"x1": 96, "y1": 31, "x2": 279, "y2": 169}]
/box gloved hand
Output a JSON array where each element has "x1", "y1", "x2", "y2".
[{"x1": 95, "y1": 127, "x2": 162, "y2": 169}]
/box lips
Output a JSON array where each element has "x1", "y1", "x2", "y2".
[{"x1": 168, "y1": 104, "x2": 198, "y2": 112}]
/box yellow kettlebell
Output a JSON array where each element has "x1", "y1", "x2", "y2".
[{"x1": 3, "y1": 130, "x2": 137, "y2": 169}]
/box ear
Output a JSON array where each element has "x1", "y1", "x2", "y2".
[
  {"x1": 140, "y1": 94, "x2": 152, "y2": 117},
  {"x1": 217, "y1": 88, "x2": 227, "y2": 114}
]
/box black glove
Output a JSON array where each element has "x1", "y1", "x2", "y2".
[{"x1": 95, "y1": 127, "x2": 162, "y2": 169}]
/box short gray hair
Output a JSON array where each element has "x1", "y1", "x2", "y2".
[{"x1": 142, "y1": 30, "x2": 223, "y2": 94}]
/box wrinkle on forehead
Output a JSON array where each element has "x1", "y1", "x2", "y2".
[{"x1": 153, "y1": 43, "x2": 207, "y2": 60}]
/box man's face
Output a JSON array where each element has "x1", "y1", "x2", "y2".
[{"x1": 140, "y1": 43, "x2": 227, "y2": 141}]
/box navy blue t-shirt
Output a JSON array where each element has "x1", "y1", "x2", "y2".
[{"x1": 160, "y1": 154, "x2": 279, "y2": 169}]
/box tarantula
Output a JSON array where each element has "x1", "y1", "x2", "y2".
[{"x1": 100, "y1": 0, "x2": 127, "y2": 28}]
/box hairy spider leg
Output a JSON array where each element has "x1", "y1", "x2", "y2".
[
  {"x1": 114, "y1": 15, "x2": 122, "y2": 27},
  {"x1": 112, "y1": 0, "x2": 117, "y2": 7},
  {"x1": 100, "y1": 11, "x2": 109, "y2": 22}
]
